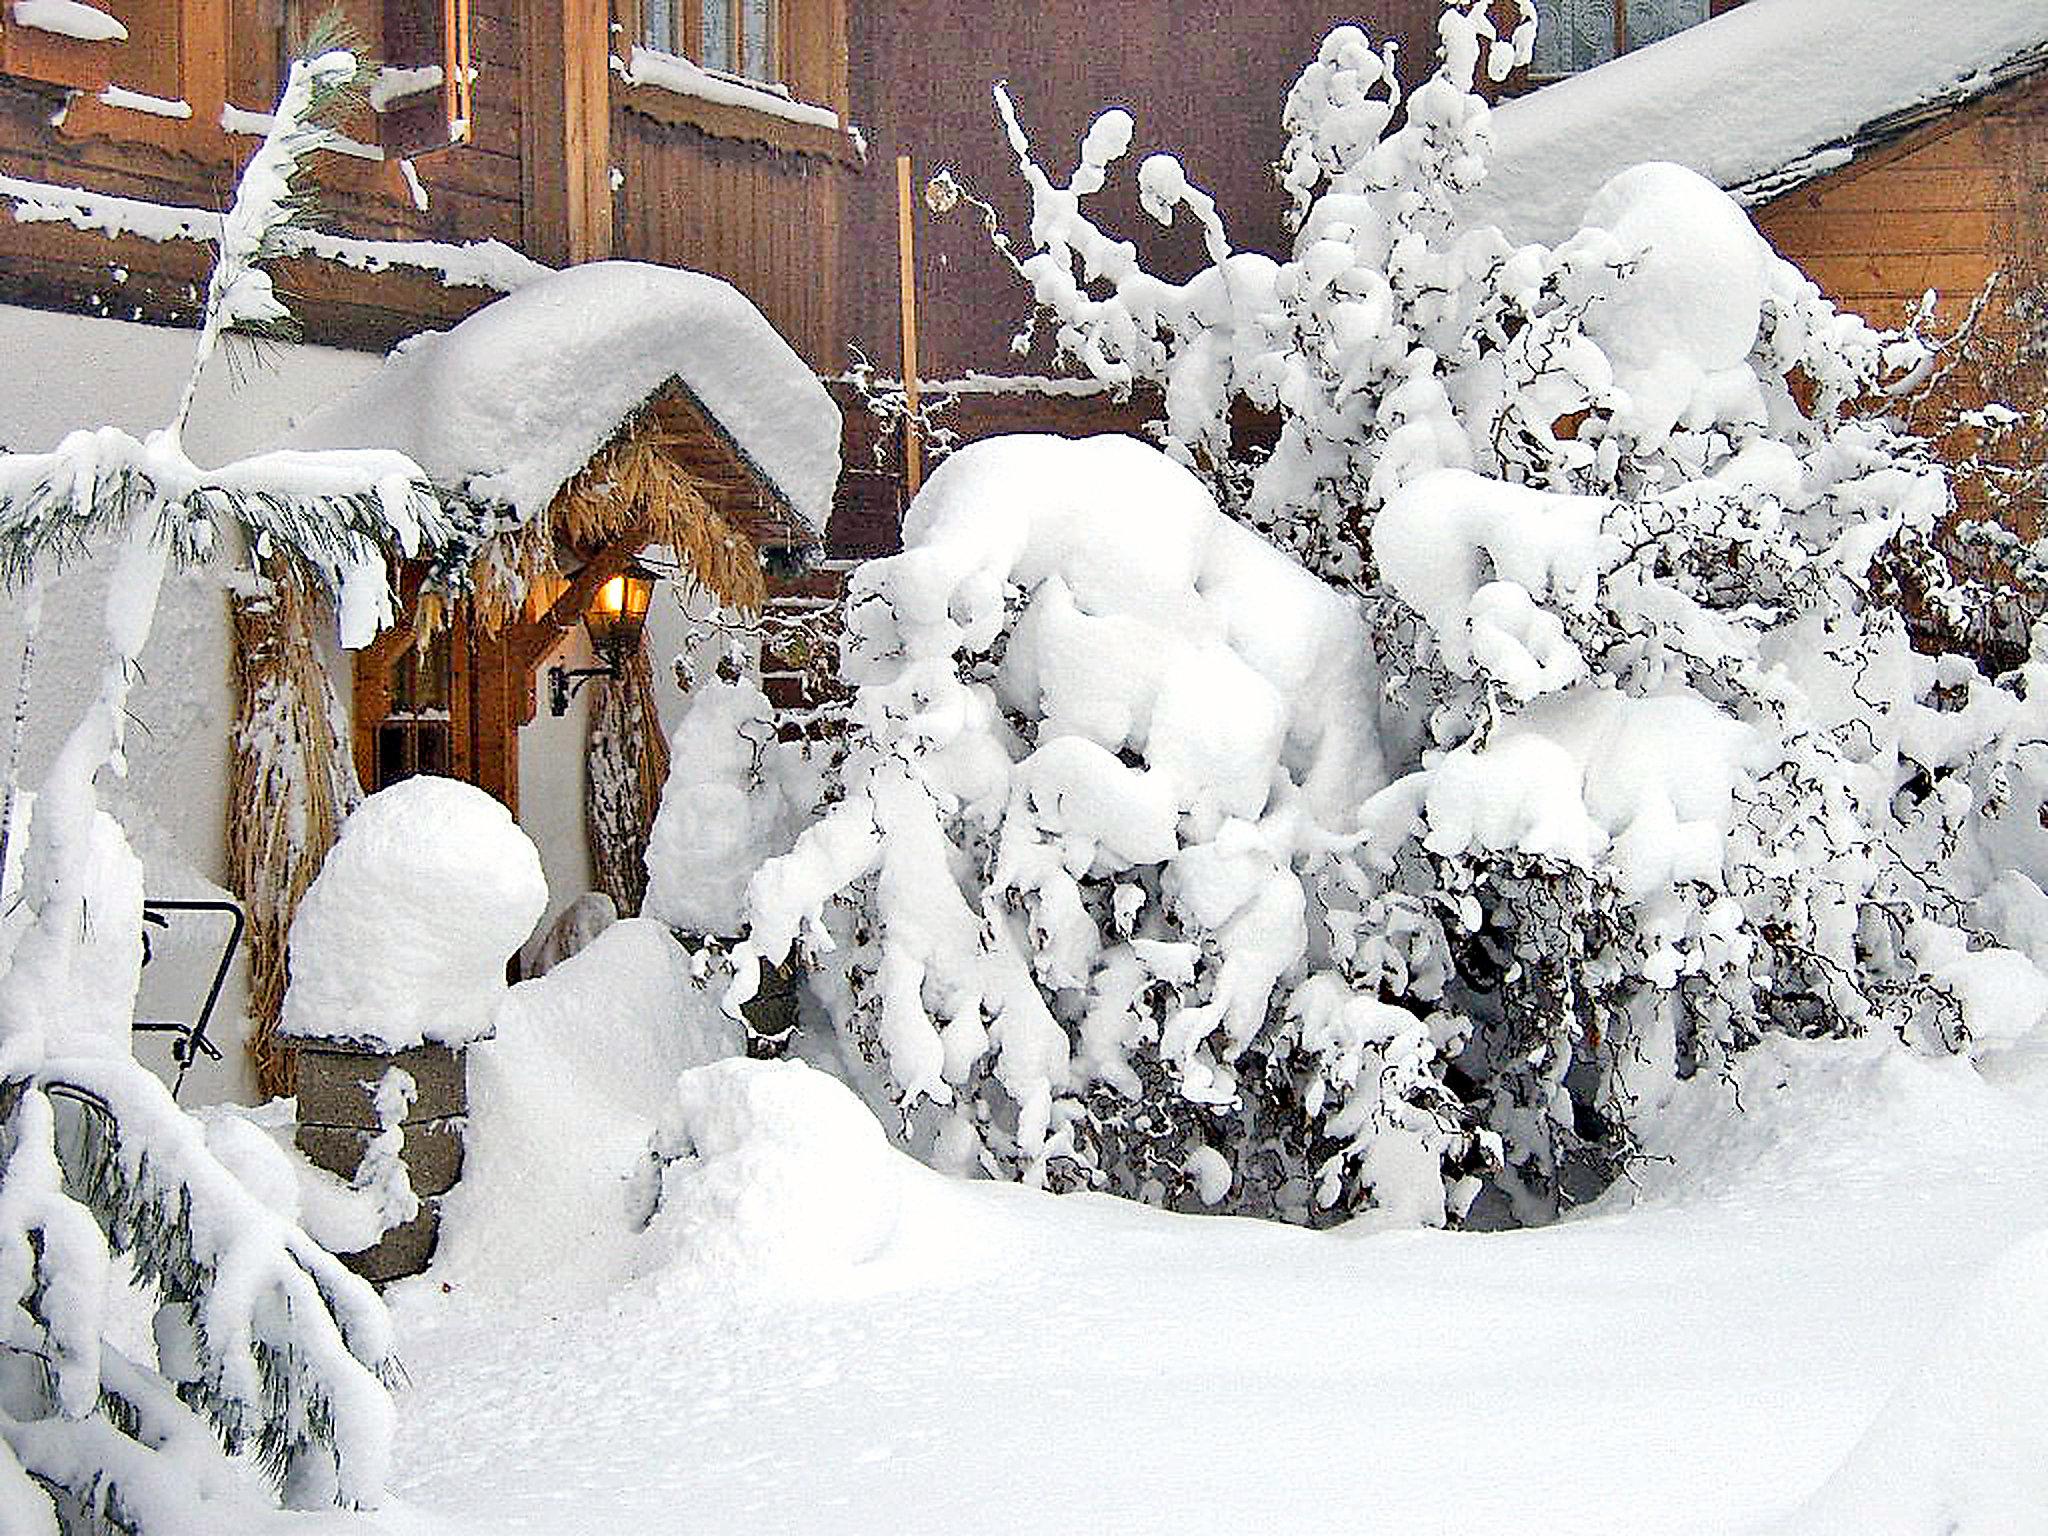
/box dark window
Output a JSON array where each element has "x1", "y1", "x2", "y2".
[
  {"x1": 372, "y1": 627, "x2": 453, "y2": 789},
  {"x1": 1530, "y1": 0, "x2": 1708, "y2": 77}
]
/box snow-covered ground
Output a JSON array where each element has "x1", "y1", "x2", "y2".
[{"x1": 348, "y1": 1000, "x2": 2047, "y2": 1536}]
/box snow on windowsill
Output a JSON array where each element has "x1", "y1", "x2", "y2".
[
  {"x1": 612, "y1": 45, "x2": 840, "y2": 133},
  {"x1": 9, "y1": 0, "x2": 126, "y2": 42},
  {"x1": 0, "y1": 172, "x2": 550, "y2": 292},
  {"x1": 97, "y1": 85, "x2": 193, "y2": 119},
  {"x1": 369, "y1": 63, "x2": 443, "y2": 113}
]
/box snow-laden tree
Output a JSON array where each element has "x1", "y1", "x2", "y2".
[
  {"x1": 709, "y1": 1, "x2": 2048, "y2": 1228},
  {"x1": 0, "y1": 35, "x2": 459, "y2": 1529}
]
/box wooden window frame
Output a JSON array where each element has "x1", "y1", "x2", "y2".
[
  {"x1": 6, "y1": 0, "x2": 470, "y2": 171},
  {"x1": 642, "y1": 0, "x2": 780, "y2": 88},
  {"x1": 1524, "y1": 0, "x2": 1728, "y2": 82},
  {"x1": 613, "y1": 0, "x2": 851, "y2": 161}
]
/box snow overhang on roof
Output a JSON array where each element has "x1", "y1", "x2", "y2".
[
  {"x1": 1461, "y1": 0, "x2": 2048, "y2": 245},
  {"x1": 288, "y1": 260, "x2": 840, "y2": 548}
]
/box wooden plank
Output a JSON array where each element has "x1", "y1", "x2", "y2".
[
  {"x1": 1758, "y1": 207, "x2": 1998, "y2": 257},
  {"x1": 561, "y1": 0, "x2": 611, "y2": 261},
  {"x1": 518, "y1": 0, "x2": 568, "y2": 264},
  {"x1": 1797, "y1": 252, "x2": 2002, "y2": 303},
  {"x1": 1760, "y1": 165, "x2": 2011, "y2": 216}
]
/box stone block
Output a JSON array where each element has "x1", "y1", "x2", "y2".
[
  {"x1": 295, "y1": 1040, "x2": 467, "y2": 1127},
  {"x1": 340, "y1": 1198, "x2": 440, "y2": 1287},
  {"x1": 294, "y1": 1116, "x2": 465, "y2": 1198}
]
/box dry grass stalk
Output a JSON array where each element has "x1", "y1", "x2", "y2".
[
  {"x1": 471, "y1": 422, "x2": 767, "y2": 633},
  {"x1": 586, "y1": 639, "x2": 672, "y2": 917},
  {"x1": 226, "y1": 569, "x2": 362, "y2": 1098}
]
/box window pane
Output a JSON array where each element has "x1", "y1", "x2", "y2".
[
  {"x1": 1531, "y1": 0, "x2": 1617, "y2": 75},
  {"x1": 741, "y1": 0, "x2": 774, "y2": 81},
  {"x1": 1626, "y1": 0, "x2": 1707, "y2": 49},
  {"x1": 700, "y1": 0, "x2": 734, "y2": 72},
  {"x1": 644, "y1": 0, "x2": 675, "y2": 51}
]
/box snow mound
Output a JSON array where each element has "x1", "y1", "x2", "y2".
[
  {"x1": 287, "y1": 260, "x2": 840, "y2": 535},
  {"x1": 280, "y1": 776, "x2": 547, "y2": 1051},
  {"x1": 1464, "y1": 0, "x2": 2048, "y2": 243},
  {"x1": 430, "y1": 918, "x2": 743, "y2": 1300},
  {"x1": 1772, "y1": 1228, "x2": 2048, "y2": 1535},
  {"x1": 643, "y1": 678, "x2": 813, "y2": 937},
  {"x1": 639, "y1": 1058, "x2": 902, "y2": 1289},
  {"x1": 1576, "y1": 162, "x2": 1772, "y2": 448}
]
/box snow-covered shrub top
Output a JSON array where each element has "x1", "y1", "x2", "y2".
[
  {"x1": 680, "y1": 3, "x2": 2048, "y2": 1232},
  {"x1": 1462, "y1": 0, "x2": 2048, "y2": 244},
  {"x1": 734, "y1": 434, "x2": 1422, "y2": 1202},
  {"x1": 289, "y1": 260, "x2": 842, "y2": 535},
  {"x1": 280, "y1": 776, "x2": 547, "y2": 1050},
  {"x1": 642, "y1": 677, "x2": 815, "y2": 937}
]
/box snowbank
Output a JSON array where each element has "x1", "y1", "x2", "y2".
[
  {"x1": 429, "y1": 918, "x2": 745, "y2": 1301},
  {"x1": 1465, "y1": 0, "x2": 2048, "y2": 242},
  {"x1": 279, "y1": 777, "x2": 547, "y2": 1051},
  {"x1": 1771, "y1": 1228, "x2": 2048, "y2": 1536},
  {"x1": 288, "y1": 260, "x2": 841, "y2": 535}
]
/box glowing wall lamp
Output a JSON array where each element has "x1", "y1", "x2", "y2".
[{"x1": 547, "y1": 560, "x2": 657, "y2": 716}]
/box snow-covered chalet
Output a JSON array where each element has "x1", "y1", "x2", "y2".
[{"x1": 0, "y1": 0, "x2": 1472, "y2": 1102}]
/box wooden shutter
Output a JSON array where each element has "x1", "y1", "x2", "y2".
[{"x1": 379, "y1": 0, "x2": 472, "y2": 156}]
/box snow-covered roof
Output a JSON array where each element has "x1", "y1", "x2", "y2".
[
  {"x1": 1463, "y1": 0, "x2": 2048, "y2": 244},
  {"x1": 289, "y1": 260, "x2": 840, "y2": 540}
]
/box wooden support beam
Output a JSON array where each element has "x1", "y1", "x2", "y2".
[
  {"x1": 561, "y1": 0, "x2": 613, "y2": 263},
  {"x1": 896, "y1": 153, "x2": 923, "y2": 497}
]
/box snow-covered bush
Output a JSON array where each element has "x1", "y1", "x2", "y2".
[
  {"x1": 0, "y1": 36, "x2": 437, "y2": 1528},
  {"x1": 727, "y1": 434, "x2": 1481, "y2": 1221},
  {"x1": 704, "y1": 1, "x2": 2048, "y2": 1229},
  {"x1": 965, "y1": 0, "x2": 2048, "y2": 1220}
]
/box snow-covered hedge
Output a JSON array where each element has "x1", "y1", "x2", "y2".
[{"x1": 687, "y1": 1, "x2": 2048, "y2": 1229}]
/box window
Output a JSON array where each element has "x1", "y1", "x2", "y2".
[
  {"x1": 644, "y1": 0, "x2": 779, "y2": 85},
  {"x1": 371, "y1": 628, "x2": 453, "y2": 790},
  {"x1": 1530, "y1": 0, "x2": 1708, "y2": 77}
]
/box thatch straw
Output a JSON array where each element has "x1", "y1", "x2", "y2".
[
  {"x1": 586, "y1": 638, "x2": 671, "y2": 917},
  {"x1": 226, "y1": 570, "x2": 361, "y2": 1098},
  {"x1": 470, "y1": 418, "x2": 767, "y2": 634}
]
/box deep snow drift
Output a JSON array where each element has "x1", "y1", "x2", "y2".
[{"x1": 355, "y1": 959, "x2": 2048, "y2": 1536}]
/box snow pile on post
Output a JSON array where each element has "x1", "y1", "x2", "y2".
[
  {"x1": 289, "y1": 260, "x2": 841, "y2": 537},
  {"x1": 279, "y1": 776, "x2": 548, "y2": 1051}
]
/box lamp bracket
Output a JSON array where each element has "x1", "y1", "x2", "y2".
[{"x1": 547, "y1": 659, "x2": 622, "y2": 716}]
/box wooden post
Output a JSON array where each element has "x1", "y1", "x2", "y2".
[{"x1": 896, "y1": 153, "x2": 923, "y2": 497}]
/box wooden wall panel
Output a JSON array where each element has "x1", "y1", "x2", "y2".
[
  {"x1": 611, "y1": 104, "x2": 844, "y2": 367},
  {"x1": 0, "y1": 0, "x2": 526, "y2": 349},
  {"x1": 839, "y1": 1, "x2": 1443, "y2": 383},
  {"x1": 1754, "y1": 76, "x2": 2044, "y2": 327}
]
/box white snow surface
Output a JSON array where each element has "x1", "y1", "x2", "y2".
[
  {"x1": 1465, "y1": 0, "x2": 2048, "y2": 242},
  {"x1": 335, "y1": 1032, "x2": 2048, "y2": 1536},
  {"x1": 428, "y1": 918, "x2": 743, "y2": 1303},
  {"x1": 288, "y1": 260, "x2": 841, "y2": 535},
  {"x1": 279, "y1": 777, "x2": 547, "y2": 1051},
  {"x1": 9, "y1": 0, "x2": 125, "y2": 40}
]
